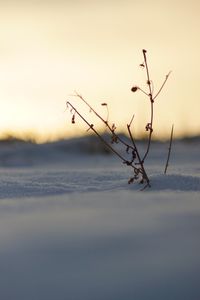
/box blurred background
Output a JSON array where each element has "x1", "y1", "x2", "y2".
[{"x1": 0, "y1": 0, "x2": 200, "y2": 142}]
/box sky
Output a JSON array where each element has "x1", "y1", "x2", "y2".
[{"x1": 0, "y1": 0, "x2": 200, "y2": 142}]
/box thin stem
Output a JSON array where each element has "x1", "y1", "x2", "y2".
[
  {"x1": 142, "y1": 102, "x2": 153, "y2": 163},
  {"x1": 128, "y1": 114, "x2": 135, "y2": 127},
  {"x1": 164, "y1": 124, "x2": 174, "y2": 174},
  {"x1": 138, "y1": 87, "x2": 149, "y2": 97},
  {"x1": 105, "y1": 104, "x2": 109, "y2": 123},
  {"x1": 153, "y1": 71, "x2": 171, "y2": 101},
  {"x1": 143, "y1": 49, "x2": 153, "y2": 98},
  {"x1": 73, "y1": 92, "x2": 105, "y2": 123}
]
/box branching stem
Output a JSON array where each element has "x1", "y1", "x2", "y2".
[
  {"x1": 141, "y1": 49, "x2": 154, "y2": 163},
  {"x1": 67, "y1": 101, "x2": 141, "y2": 174},
  {"x1": 72, "y1": 92, "x2": 136, "y2": 152},
  {"x1": 127, "y1": 121, "x2": 150, "y2": 187}
]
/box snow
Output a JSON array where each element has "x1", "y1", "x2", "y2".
[{"x1": 0, "y1": 136, "x2": 200, "y2": 299}]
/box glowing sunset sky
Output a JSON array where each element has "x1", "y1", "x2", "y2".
[{"x1": 0, "y1": 0, "x2": 200, "y2": 141}]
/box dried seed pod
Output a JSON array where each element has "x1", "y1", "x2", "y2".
[
  {"x1": 131, "y1": 86, "x2": 138, "y2": 92},
  {"x1": 71, "y1": 114, "x2": 75, "y2": 124},
  {"x1": 111, "y1": 123, "x2": 116, "y2": 131},
  {"x1": 145, "y1": 123, "x2": 153, "y2": 132}
]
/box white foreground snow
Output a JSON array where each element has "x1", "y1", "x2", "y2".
[{"x1": 0, "y1": 137, "x2": 199, "y2": 300}]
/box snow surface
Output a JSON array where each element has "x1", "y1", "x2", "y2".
[{"x1": 0, "y1": 137, "x2": 200, "y2": 300}]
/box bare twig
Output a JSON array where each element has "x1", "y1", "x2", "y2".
[
  {"x1": 138, "y1": 87, "x2": 149, "y2": 97},
  {"x1": 153, "y1": 71, "x2": 172, "y2": 101},
  {"x1": 128, "y1": 114, "x2": 135, "y2": 127},
  {"x1": 141, "y1": 49, "x2": 154, "y2": 163},
  {"x1": 101, "y1": 102, "x2": 109, "y2": 123},
  {"x1": 164, "y1": 124, "x2": 174, "y2": 174}
]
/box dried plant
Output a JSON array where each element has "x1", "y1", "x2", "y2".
[{"x1": 66, "y1": 49, "x2": 171, "y2": 189}]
